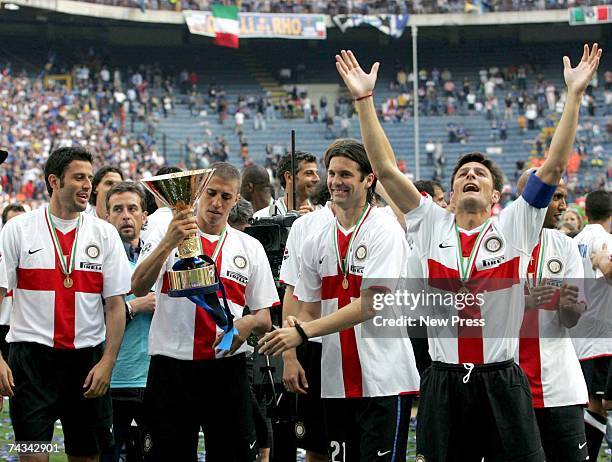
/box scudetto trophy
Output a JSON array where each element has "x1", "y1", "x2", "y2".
[{"x1": 141, "y1": 168, "x2": 238, "y2": 352}]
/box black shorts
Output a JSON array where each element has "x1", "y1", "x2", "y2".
[
  {"x1": 143, "y1": 353, "x2": 257, "y2": 462},
  {"x1": 295, "y1": 340, "x2": 327, "y2": 454},
  {"x1": 8, "y1": 342, "x2": 113, "y2": 457},
  {"x1": 0, "y1": 324, "x2": 9, "y2": 361},
  {"x1": 535, "y1": 405, "x2": 587, "y2": 462},
  {"x1": 580, "y1": 356, "x2": 611, "y2": 399},
  {"x1": 246, "y1": 356, "x2": 273, "y2": 449},
  {"x1": 416, "y1": 359, "x2": 543, "y2": 462},
  {"x1": 323, "y1": 395, "x2": 412, "y2": 462}
]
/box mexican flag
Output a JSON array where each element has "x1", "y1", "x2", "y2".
[{"x1": 212, "y1": 5, "x2": 239, "y2": 49}]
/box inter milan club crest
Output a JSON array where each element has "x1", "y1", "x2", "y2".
[
  {"x1": 143, "y1": 433, "x2": 153, "y2": 453},
  {"x1": 233, "y1": 255, "x2": 247, "y2": 269},
  {"x1": 547, "y1": 258, "x2": 563, "y2": 274},
  {"x1": 484, "y1": 236, "x2": 503, "y2": 253},
  {"x1": 295, "y1": 421, "x2": 306, "y2": 439},
  {"x1": 86, "y1": 244, "x2": 100, "y2": 259},
  {"x1": 355, "y1": 244, "x2": 367, "y2": 260}
]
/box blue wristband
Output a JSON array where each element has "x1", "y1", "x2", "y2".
[{"x1": 521, "y1": 172, "x2": 557, "y2": 209}]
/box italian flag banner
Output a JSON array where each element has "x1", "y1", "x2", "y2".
[
  {"x1": 569, "y1": 6, "x2": 611, "y2": 25},
  {"x1": 212, "y1": 5, "x2": 240, "y2": 48}
]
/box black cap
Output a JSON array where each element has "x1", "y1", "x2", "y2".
[{"x1": 0, "y1": 149, "x2": 7, "y2": 164}]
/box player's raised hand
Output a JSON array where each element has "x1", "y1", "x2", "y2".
[
  {"x1": 563, "y1": 43, "x2": 602, "y2": 95},
  {"x1": 335, "y1": 50, "x2": 380, "y2": 99},
  {"x1": 162, "y1": 208, "x2": 198, "y2": 249}
]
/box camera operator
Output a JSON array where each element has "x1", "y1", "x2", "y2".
[{"x1": 253, "y1": 152, "x2": 320, "y2": 218}]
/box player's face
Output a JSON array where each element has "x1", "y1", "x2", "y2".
[
  {"x1": 95, "y1": 172, "x2": 123, "y2": 207},
  {"x1": 295, "y1": 161, "x2": 320, "y2": 198},
  {"x1": 53, "y1": 160, "x2": 93, "y2": 212},
  {"x1": 452, "y1": 162, "x2": 499, "y2": 212},
  {"x1": 433, "y1": 186, "x2": 448, "y2": 209},
  {"x1": 198, "y1": 176, "x2": 240, "y2": 231},
  {"x1": 544, "y1": 183, "x2": 568, "y2": 229},
  {"x1": 562, "y1": 210, "x2": 580, "y2": 228},
  {"x1": 107, "y1": 192, "x2": 147, "y2": 243},
  {"x1": 327, "y1": 156, "x2": 373, "y2": 209}
]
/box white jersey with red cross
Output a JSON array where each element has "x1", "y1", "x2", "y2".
[
  {"x1": 0, "y1": 207, "x2": 131, "y2": 349},
  {"x1": 138, "y1": 225, "x2": 280, "y2": 361},
  {"x1": 405, "y1": 194, "x2": 547, "y2": 365},
  {"x1": 517, "y1": 228, "x2": 588, "y2": 408},
  {"x1": 294, "y1": 206, "x2": 420, "y2": 399},
  {"x1": 571, "y1": 224, "x2": 612, "y2": 360}
]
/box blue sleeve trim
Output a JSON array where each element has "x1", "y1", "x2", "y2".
[{"x1": 521, "y1": 172, "x2": 557, "y2": 209}]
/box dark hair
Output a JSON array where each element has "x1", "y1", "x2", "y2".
[
  {"x1": 310, "y1": 174, "x2": 331, "y2": 206},
  {"x1": 44, "y1": 147, "x2": 93, "y2": 196},
  {"x1": 210, "y1": 162, "x2": 241, "y2": 189},
  {"x1": 228, "y1": 197, "x2": 254, "y2": 227},
  {"x1": 324, "y1": 138, "x2": 375, "y2": 203},
  {"x1": 155, "y1": 166, "x2": 183, "y2": 176},
  {"x1": 585, "y1": 190, "x2": 612, "y2": 222},
  {"x1": 90, "y1": 166, "x2": 124, "y2": 205},
  {"x1": 413, "y1": 180, "x2": 444, "y2": 197},
  {"x1": 450, "y1": 152, "x2": 504, "y2": 194},
  {"x1": 2, "y1": 204, "x2": 26, "y2": 224},
  {"x1": 276, "y1": 151, "x2": 318, "y2": 189},
  {"x1": 105, "y1": 181, "x2": 148, "y2": 213}
]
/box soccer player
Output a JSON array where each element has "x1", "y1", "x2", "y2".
[
  {"x1": 240, "y1": 164, "x2": 273, "y2": 214},
  {"x1": 572, "y1": 190, "x2": 612, "y2": 461},
  {"x1": 87, "y1": 166, "x2": 124, "y2": 219},
  {"x1": 516, "y1": 171, "x2": 589, "y2": 461},
  {"x1": 253, "y1": 152, "x2": 320, "y2": 218},
  {"x1": 105, "y1": 182, "x2": 155, "y2": 462},
  {"x1": 413, "y1": 180, "x2": 448, "y2": 209},
  {"x1": 0, "y1": 146, "x2": 131, "y2": 461},
  {"x1": 260, "y1": 138, "x2": 420, "y2": 461},
  {"x1": 333, "y1": 44, "x2": 600, "y2": 460},
  {"x1": 131, "y1": 162, "x2": 279, "y2": 461},
  {"x1": 0, "y1": 204, "x2": 26, "y2": 361}
]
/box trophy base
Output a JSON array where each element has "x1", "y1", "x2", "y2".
[
  {"x1": 168, "y1": 284, "x2": 219, "y2": 298},
  {"x1": 167, "y1": 264, "x2": 218, "y2": 297}
]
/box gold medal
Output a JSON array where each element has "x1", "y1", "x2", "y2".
[
  {"x1": 64, "y1": 276, "x2": 73, "y2": 288},
  {"x1": 458, "y1": 285, "x2": 470, "y2": 295},
  {"x1": 342, "y1": 277, "x2": 349, "y2": 290}
]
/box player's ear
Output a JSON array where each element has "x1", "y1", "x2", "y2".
[{"x1": 491, "y1": 189, "x2": 501, "y2": 205}]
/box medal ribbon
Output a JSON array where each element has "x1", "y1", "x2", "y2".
[
  {"x1": 333, "y1": 203, "x2": 371, "y2": 279},
  {"x1": 455, "y1": 219, "x2": 491, "y2": 283},
  {"x1": 210, "y1": 226, "x2": 228, "y2": 265},
  {"x1": 531, "y1": 231, "x2": 547, "y2": 287},
  {"x1": 45, "y1": 206, "x2": 81, "y2": 281}
]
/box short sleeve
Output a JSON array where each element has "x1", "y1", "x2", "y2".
[
  {"x1": 563, "y1": 238, "x2": 586, "y2": 305},
  {"x1": 404, "y1": 195, "x2": 446, "y2": 254},
  {"x1": 497, "y1": 196, "x2": 547, "y2": 256},
  {"x1": 279, "y1": 219, "x2": 303, "y2": 287},
  {"x1": 294, "y1": 235, "x2": 321, "y2": 303},
  {"x1": 361, "y1": 220, "x2": 408, "y2": 292},
  {"x1": 0, "y1": 220, "x2": 20, "y2": 290},
  {"x1": 244, "y1": 241, "x2": 280, "y2": 311},
  {"x1": 102, "y1": 225, "x2": 132, "y2": 298}
]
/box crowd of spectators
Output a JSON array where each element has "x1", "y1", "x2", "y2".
[
  {"x1": 78, "y1": 0, "x2": 610, "y2": 15},
  {"x1": 0, "y1": 56, "x2": 174, "y2": 210}
]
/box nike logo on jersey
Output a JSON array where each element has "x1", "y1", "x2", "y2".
[
  {"x1": 377, "y1": 450, "x2": 391, "y2": 456},
  {"x1": 28, "y1": 248, "x2": 42, "y2": 254},
  {"x1": 319, "y1": 256, "x2": 326, "y2": 265},
  {"x1": 249, "y1": 441, "x2": 257, "y2": 449},
  {"x1": 438, "y1": 243, "x2": 453, "y2": 249},
  {"x1": 578, "y1": 442, "x2": 587, "y2": 449}
]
